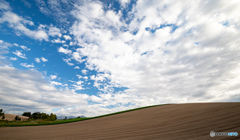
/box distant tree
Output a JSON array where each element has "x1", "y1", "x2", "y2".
[
  {"x1": 15, "y1": 115, "x2": 21, "y2": 121},
  {"x1": 64, "y1": 117, "x2": 67, "y2": 120},
  {"x1": 0, "y1": 109, "x2": 4, "y2": 116},
  {"x1": 41, "y1": 113, "x2": 47, "y2": 120},
  {"x1": 54, "y1": 114, "x2": 57, "y2": 120},
  {"x1": 46, "y1": 114, "x2": 50, "y2": 121},
  {"x1": 2, "y1": 115, "x2": 5, "y2": 120},
  {"x1": 22, "y1": 112, "x2": 32, "y2": 119},
  {"x1": 50, "y1": 113, "x2": 57, "y2": 121},
  {"x1": 32, "y1": 112, "x2": 41, "y2": 119}
]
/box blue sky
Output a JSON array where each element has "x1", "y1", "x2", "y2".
[{"x1": 0, "y1": 0, "x2": 240, "y2": 117}]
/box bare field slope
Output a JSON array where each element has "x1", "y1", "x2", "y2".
[
  {"x1": 0, "y1": 103, "x2": 239, "y2": 140},
  {"x1": 1, "y1": 114, "x2": 29, "y2": 121}
]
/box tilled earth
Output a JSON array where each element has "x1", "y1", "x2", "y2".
[{"x1": 0, "y1": 103, "x2": 239, "y2": 140}]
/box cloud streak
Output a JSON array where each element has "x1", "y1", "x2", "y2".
[{"x1": 0, "y1": 11, "x2": 48, "y2": 41}]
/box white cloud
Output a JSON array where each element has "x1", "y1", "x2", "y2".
[
  {"x1": 13, "y1": 43, "x2": 18, "y2": 46},
  {"x1": 81, "y1": 69, "x2": 87, "y2": 75},
  {"x1": 35, "y1": 0, "x2": 72, "y2": 23},
  {"x1": 119, "y1": 0, "x2": 130, "y2": 7},
  {"x1": 51, "y1": 81, "x2": 62, "y2": 86},
  {"x1": 72, "y1": 51, "x2": 85, "y2": 63},
  {"x1": 68, "y1": 0, "x2": 240, "y2": 106},
  {"x1": 9, "y1": 57, "x2": 17, "y2": 61},
  {"x1": 73, "y1": 80, "x2": 84, "y2": 90},
  {"x1": 48, "y1": 26, "x2": 62, "y2": 37},
  {"x1": 21, "y1": 0, "x2": 31, "y2": 8},
  {"x1": 76, "y1": 75, "x2": 88, "y2": 80},
  {"x1": 76, "y1": 74, "x2": 82, "y2": 79},
  {"x1": 0, "y1": 11, "x2": 48, "y2": 41},
  {"x1": 0, "y1": 0, "x2": 11, "y2": 10},
  {"x1": 58, "y1": 47, "x2": 72, "y2": 55},
  {"x1": 63, "y1": 35, "x2": 71, "y2": 40},
  {"x1": 20, "y1": 63, "x2": 34, "y2": 68},
  {"x1": 51, "y1": 38, "x2": 66, "y2": 43},
  {"x1": 0, "y1": 66, "x2": 91, "y2": 115},
  {"x1": 41, "y1": 57, "x2": 48, "y2": 62},
  {"x1": 0, "y1": 39, "x2": 12, "y2": 65},
  {"x1": 35, "y1": 58, "x2": 40, "y2": 63},
  {"x1": 50, "y1": 75, "x2": 57, "y2": 80},
  {"x1": 19, "y1": 45, "x2": 30, "y2": 51},
  {"x1": 69, "y1": 42, "x2": 74, "y2": 46},
  {"x1": 63, "y1": 58, "x2": 74, "y2": 66},
  {"x1": 83, "y1": 76, "x2": 88, "y2": 80},
  {"x1": 35, "y1": 0, "x2": 51, "y2": 16},
  {"x1": 13, "y1": 50, "x2": 27, "y2": 59},
  {"x1": 74, "y1": 66, "x2": 80, "y2": 69},
  {"x1": 35, "y1": 57, "x2": 48, "y2": 63}
]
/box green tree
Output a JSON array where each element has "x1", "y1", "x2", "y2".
[
  {"x1": 0, "y1": 109, "x2": 4, "y2": 116},
  {"x1": 22, "y1": 112, "x2": 32, "y2": 119},
  {"x1": 50, "y1": 113, "x2": 57, "y2": 121},
  {"x1": 32, "y1": 112, "x2": 41, "y2": 119},
  {"x1": 15, "y1": 115, "x2": 21, "y2": 121},
  {"x1": 2, "y1": 115, "x2": 5, "y2": 120}
]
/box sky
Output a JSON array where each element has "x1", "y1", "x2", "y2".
[{"x1": 0, "y1": 0, "x2": 240, "y2": 117}]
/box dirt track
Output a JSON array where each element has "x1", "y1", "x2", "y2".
[{"x1": 0, "y1": 103, "x2": 239, "y2": 140}]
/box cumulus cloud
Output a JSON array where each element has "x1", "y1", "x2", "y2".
[
  {"x1": 0, "y1": 11, "x2": 48, "y2": 41},
  {"x1": 19, "y1": 45, "x2": 30, "y2": 51},
  {"x1": 9, "y1": 57, "x2": 17, "y2": 61},
  {"x1": 48, "y1": 26, "x2": 62, "y2": 37},
  {"x1": 74, "y1": 66, "x2": 80, "y2": 69},
  {"x1": 20, "y1": 63, "x2": 34, "y2": 68},
  {"x1": 50, "y1": 81, "x2": 62, "y2": 86},
  {"x1": 76, "y1": 74, "x2": 82, "y2": 79},
  {"x1": 35, "y1": 0, "x2": 75, "y2": 23},
  {"x1": 119, "y1": 0, "x2": 131, "y2": 7},
  {"x1": 68, "y1": 0, "x2": 240, "y2": 105},
  {"x1": 0, "y1": 66, "x2": 146, "y2": 116},
  {"x1": 50, "y1": 75, "x2": 57, "y2": 80},
  {"x1": 13, "y1": 43, "x2": 18, "y2": 46},
  {"x1": 13, "y1": 50, "x2": 27, "y2": 59},
  {"x1": 63, "y1": 58, "x2": 74, "y2": 66},
  {"x1": 81, "y1": 69, "x2": 87, "y2": 75},
  {"x1": 41, "y1": 57, "x2": 48, "y2": 62},
  {"x1": 58, "y1": 47, "x2": 72, "y2": 55},
  {"x1": 83, "y1": 76, "x2": 88, "y2": 80},
  {"x1": 73, "y1": 80, "x2": 84, "y2": 90},
  {"x1": 35, "y1": 57, "x2": 48, "y2": 63},
  {"x1": 0, "y1": 39, "x2": 12, "y2": 65},
  {"x1": 63, "y1": 35, "x2": 71, "y2": 40},
  {"x1": 35, "y1": 57, "x2": 40, "y2": 63},
  {"x1": 0, "y1": 66, "x2": 91, "y2": 115},
  {"x1": 51, "y1": 38, "x2": 66, "y2": 43}
]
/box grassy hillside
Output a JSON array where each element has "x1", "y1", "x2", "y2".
[{"x1": 0, "y1": 104, "x2": 168, "y2": 127}]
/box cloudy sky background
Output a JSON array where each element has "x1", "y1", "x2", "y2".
[{"x1": 0, "y1": 0, "x2": 240, "y2": 117}]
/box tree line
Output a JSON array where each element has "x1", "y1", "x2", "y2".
[
  {"x1": 0, "y1": 109, "x2": 57, "y2": 121},
  {"x1": 22, "y1": 112, "x2": 57, "y2": 121}
]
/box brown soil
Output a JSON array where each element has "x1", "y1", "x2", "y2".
[{"x1": 0, "y1": 103, "x2": 239, "y2": 140}]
